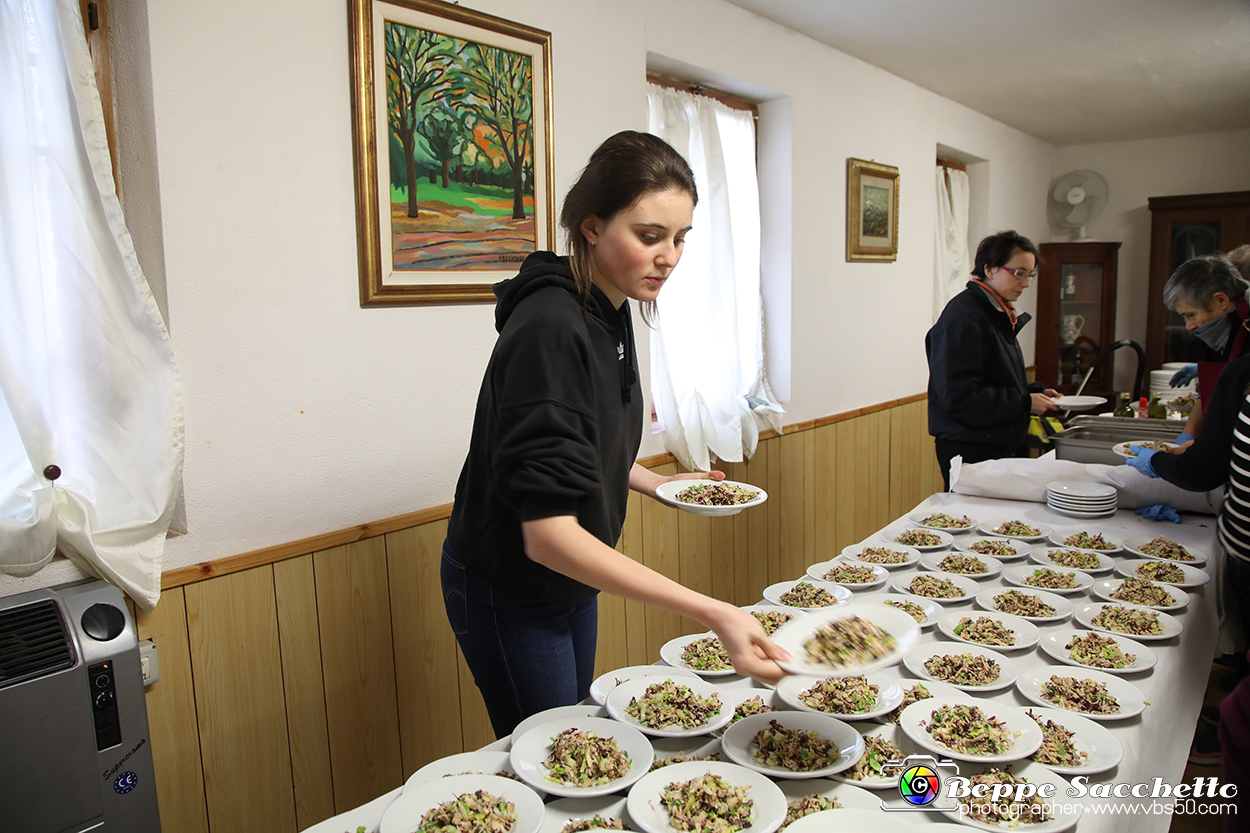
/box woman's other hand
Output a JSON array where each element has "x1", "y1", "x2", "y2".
[
  {"x1": 667, "y1": 469, "x2": 726, "y2": 483},
  {"x1": 1030, "y1": 392, "x2": 1057, "y2": 414},
  {"x1": 1043, "y1": 388, "x2": 1061, "y2": 399},
  {"x1": 704, "y1": 603, "x2": 790, "y2": 686},
  {"x1": 1126, "y1": 447, "x2": 1161, "y2": 478}
]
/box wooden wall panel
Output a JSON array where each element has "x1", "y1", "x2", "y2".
[
  {"x1": 777, "y1": 431, "x2": 808, "y2": 584},
  {"x1": 185, "y1": 568, "x2": 296, "y2": 833},
  {"x1": 385, "y1": 521, "x2": 469, "y2": 775},
  {"x1": 273, "y1": 556, "x2": 335, "y2": 829},
  {"x1": 617, "y1": 490, "x2": 650, "y2": 667},
  {"x1": 867, "y1": 410, "x2": 894, "y2": 534},
  {"x1": 810, "y1": 424, "x2": 838, "y2": 563},
  {"x1": 678, "y1": 509, "x2": 713, "y2": 635},
  {"x1": 134, "y1": 588, "x2": 209, "y2": 833},
  {"x1": 834, "y1": 419, "x2": 860, "y2": 552},
  {"x1": 312, "y1": 538, "x2": 403, "y2": 811},
  {"x1": 641, "y1": 462, "x2": 683, "y2": 655},
  {"x1": 456, "y1": 648, "x2": 498, "y2": 750}
]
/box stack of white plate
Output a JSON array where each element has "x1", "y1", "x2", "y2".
[
  {"x1": 1150, "y1": 366, "x2": 1195, "y2": 400},
  {"x1": 1046, "y1": 480, "x2": 1117, "y2": 518}
]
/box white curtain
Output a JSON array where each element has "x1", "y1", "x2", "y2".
[
  {"x1": 646, "y1": 85, "x2": 782, "y2": 472},
  {"x1": 0, "y1": 0, "x2": 183, "y2": 610},
  {"x1": 934, "y1": 165, "x2": 972, "y2": 321}
]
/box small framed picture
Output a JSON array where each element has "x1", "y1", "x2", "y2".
[{"x1": 846, "y1": 158, "x2": 899, "y2": 262}]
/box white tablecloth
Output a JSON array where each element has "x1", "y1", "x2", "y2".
[{"x1": 306, "y1": 492, "x2": 1223, "y2": 833}]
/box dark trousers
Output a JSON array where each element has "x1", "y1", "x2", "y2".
[
  {"x1": 440, "y1": 539, "x2": 599, "y2": 739},
  {"x1": 934, "y1": 438, "x2": 1020, "y2": 491}
]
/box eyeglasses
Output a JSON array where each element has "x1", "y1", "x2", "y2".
[{"x1": 995, "y1": 266, "x2": 1039, "y2": 280}]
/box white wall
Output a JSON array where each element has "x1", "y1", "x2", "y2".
[
  {"x1": 1053, "y1": 128, "x2": 1250, "y2": 389},
  {"x1": 2, "y1": 0, "x2": 1059, "y2": 589}
]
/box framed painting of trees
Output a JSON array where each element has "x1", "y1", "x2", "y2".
[
  {"x1": 349, "y1": 0, "x2": 554, "y2": 305},
  {"x1": 846, "y1": 158, "x2": 899, "y2": 263}
]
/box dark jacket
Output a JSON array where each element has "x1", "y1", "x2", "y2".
[
  {"x1": 926, "y1": 282, "x2": 1042, "y2": 451},
  {"x1": 447, "y1": 252, "x2": 643, "y2": 604}
]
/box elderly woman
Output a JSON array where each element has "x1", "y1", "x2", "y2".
[
  {"x1": 926, "y1": 230, "x2": 1059, "y2": 489},
  {"x1": 1165, "y1": 253, "x2": 1250, "y2": 443}
]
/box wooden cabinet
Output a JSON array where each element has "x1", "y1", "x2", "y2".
[
  {"x1": 1036, "y1": 241, "x2": 1121, "y2": 397},
  {"x1": 1146, "y1": 191, "x2": 1250, "y2": 370}
]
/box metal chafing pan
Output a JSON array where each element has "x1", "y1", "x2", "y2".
[{"x1": 1049, "y1": 415, "x2": 1186, "y2": 465}]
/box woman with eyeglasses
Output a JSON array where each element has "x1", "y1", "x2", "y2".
[{"x1": 926, "y1": 230, "x2": 1060, "y2": 489}]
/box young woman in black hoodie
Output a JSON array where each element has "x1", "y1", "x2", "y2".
[{"x1": 442, "y1": 132, "x2": 787, "y2": 737}]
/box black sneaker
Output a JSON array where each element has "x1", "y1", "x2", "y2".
[{"x1": 1189, "y1": 723, "x2": 1222, "y2": 766}]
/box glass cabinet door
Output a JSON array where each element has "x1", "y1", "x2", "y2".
[
  {"x1": 1057, "y1": 262, "x2": 1106, "y2": 389},
  {"x1": 1164, "y1": 220, "x2": 1222, "y2": 363}
]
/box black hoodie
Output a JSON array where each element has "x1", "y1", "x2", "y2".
[{"x1": 446, "y1": 252, "x2": 643, "y2": 604}]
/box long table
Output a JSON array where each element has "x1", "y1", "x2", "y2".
[{"x1": 304, "y1": 492, "x2": 1223, "y2": 833}]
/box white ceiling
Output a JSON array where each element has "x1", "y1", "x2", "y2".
[{"x1": 721, "y1": 0, "x2": 1250, "y2": 145}]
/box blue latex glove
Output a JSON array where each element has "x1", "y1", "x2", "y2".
[
  {"x1": 1137, "y1": 504, "x2": 1181, "y2": 523},
  {"x1": 1176, "y1": 432, "x2": 1195, "y2": 445},
  {"x1": 1126, "y1": 446, "x2": 1160, "y2": 478},
  {"x1": 1170, "y1": 364, "x2": 1198, "y2": 387}
]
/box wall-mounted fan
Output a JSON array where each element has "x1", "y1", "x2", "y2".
[{"x1": 1047, "y1": 169, "x2": 1109, "y2": 241}]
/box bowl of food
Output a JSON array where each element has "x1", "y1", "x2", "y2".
[{"x1": 654, "y1": 479, "x2": 767, "y2": 516}]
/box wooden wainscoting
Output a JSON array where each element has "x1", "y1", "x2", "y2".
[{"x1": 134, "y1": 396, "x2": 942, "y2": 833}]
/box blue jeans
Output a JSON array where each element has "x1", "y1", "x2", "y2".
[{"x1": 440, "y1": 539, "x2": 598, "y2": 739}]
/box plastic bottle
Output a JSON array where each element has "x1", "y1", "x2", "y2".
[
  {"x1": 1113, "y1": 392, "x2": 1132, "y2": 418},
  {"x1": 1137, "y1": 396, "x2": 1149, "y2": 417}
]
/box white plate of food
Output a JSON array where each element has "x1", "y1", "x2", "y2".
[
  {"x1": 511, "y1": 705, "x2": 609, "y2": 748},
  {"x1": 1030, "y1": 548, "x2": 1116, "y2": 575},
  {"x1": 1115, "y1": 558, "x2": 1210, "y2": 588},
  {"x1": 1113, "y1": 440, "x2": 1179, "y2": 458},
  {"x1": 939, "y1": 760, "x2": 1083, "y2": 832},
  {"x1": 840, "y1": 542, "x2": 923, "y2": 569},
  {"x1": 403, "y1": 750, "x2": 523, "y2": 793},
  {"x1": 624, "y1": 760, "x2": 787, "y2": 833},
  {"x1": 740, "y1": 604, "x2": 808, "y2": 636},
  {"x1": 908, "y1": 510, "x2": 978, "y2": 533},
  {"x1": 721, "y1": 711, "x2": 864, "y2": 779},
  {"x1": 978, "y1": 519, "x2": 1051, "y2": 542},
  {"x1": 1046, "y1": 529, "x2": 1122, "y2": 553},
  {"x1": 899, "y1": 696, "x2": 1042, "y2": 764},
  {"x1": 775, "y1": 672, "x2": 904, "y2": 720},
  {"x1": 920, "y1": 550, "x2": 1004, "y2": 580},
  {"x1": 768, "y1": 603, "x2": 920, "y2": 678},
  {"x1": 540, "y1": 796, "x2": 633, "y2": 833},
  {"x1": 870, "y1": 593, "x2": 945, "y2": 628},
  {"x1": 1074, "y1": 601, "x2": 1183, "y2": 641},
  {"x1": 955, "y1": 536, "x2": 1032, "y2": 561},
  {"x1": 1022, "y1": 706, "x2": 1124, "y2": 776},
  {"x1": 976, "y1": 586, "x2": 1074, "y2": 624},
  {"x1": 660, "y1": 632, "x2": 739, "y2": 676},
  {"x1": 654, "y1": 479, "x2": 767, "y2": 516},
  {"x1": 805, "y1": 558, "x2": 890, "y2": 590},
  {"x1": 1002, "y1": 564, "x2": 1095, "y2": 595},
  {"x1": 937, "y1": 610, "x2": 1040, "y2": 652},
  {"x1": 715, "y1": 689, "x2": 784, "y2": 737},
  {"x1": 510, "y1": 716, "x2": 653, "y2": 798},
  {"x1": 605, "y1": 675, "x2": 732, "y2": 738},
  {"x1": 762, "y1": 579, "x2": 853, "y2": 611},
  {"x1": 891, "y1": 572, "x2": 980, "y2": 603},
  {"x1": 589, "y1": 665, "x2": 699, "y2": 706},
  {"x1": 903, "y1": 643, "x2": 1018, "y2": 692},
  {"x1": 1015, "y1": 665, "x2": 1146, "y2": 721},
  {"x1": 785, "y1": 807, "x2": 928, "y2": 833},
  {"x1": 830, "y1": 724, "x2": 922, "y2": 790},
  {"x1": 1038, "y1": 629, "x2": 1156, "y2": 675},
  {"x1": 380, "y1": 773, "x2": 544, "y2": 833},
  {"x1": 648, "y1": 736, "x2": 724, "y2": 770},
  {"x1": 880, "y1": 526, "x2": 954, "y2": 551},
  {"x1": 1123, "y1": 535, "x2": 1207, "y2": 565},
  {"x1": 1052, "y1": 395, "x2": 1106, "y2": 411},
  {"x1": 1091, "y1": 577, "x2": 1190, "y2": 611}
]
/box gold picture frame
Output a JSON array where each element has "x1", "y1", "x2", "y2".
[
  {"x1": 846, "y1": 158, "x2": 899, "y2": 262},
  {"x1": 349, "y1": 0, "x2": 555, "y2": 306}
]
